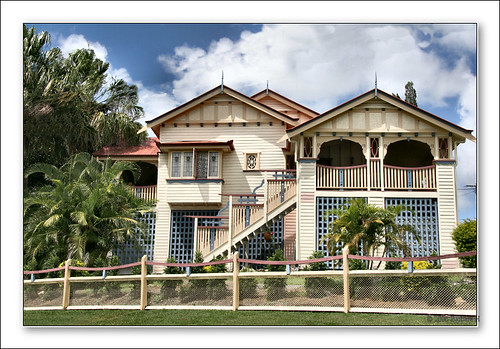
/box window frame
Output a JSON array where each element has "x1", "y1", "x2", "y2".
[{"x1": 170, "y1": 148, "x2": 222, "y2": 179}]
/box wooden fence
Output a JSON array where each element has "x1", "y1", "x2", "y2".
[{"x1": 24, "y1": 251, "x2": 476, "y2": 315}]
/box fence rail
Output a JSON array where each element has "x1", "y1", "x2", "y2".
[{"x1": 24, "y1": 250, "x2": 476, "y2": 316}]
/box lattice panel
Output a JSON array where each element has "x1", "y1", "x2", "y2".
[
  {"x1": 238, "y1": 219, "x2": 283, "y2": 267},
  {"x1": 349, "y1": 274, "x2": 476, "y2": 311},
  {"x1": 238, "y1": 275, "x2": 344, "y2": 307},
  {"x1": 169, "y1": 210, "x2": 219, "y2": 264},
  {"x1": 385, "y1": 198, "x2": 439, "y2": 257},
  {"x1": 115, "y1": 211, "x2": 156, "y2": 264},
  {"x1": 316, "y1": 197, "x2": 363, "y2": 268}
]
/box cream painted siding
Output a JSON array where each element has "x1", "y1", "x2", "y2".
[
  {"x1": 297, "y1": 161, "x2": 316, "y2": 260},
  {"x1": 368, "y1": 196, "x2": 385, "y2": 208},
  {"x1": 160, "y1": 124, "x2": 287, "y2": 201},
  {"x1": 436, "y1": 162, "x2": 459, "y2": 268},
  {"x1": 152, "y1": 152, "x2": 171, "y2": 273},
  {"x1": 166, "y1": 181, "x2": 222, "y2": 204}
]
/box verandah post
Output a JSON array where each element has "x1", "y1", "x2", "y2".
[
  {"x1": 62, "y1": 259, "x2": 71, "y2": 309},
  {"x1": 193, "y1": 217, "x2": 199, "y2": 255},
  {"x1": 232, "y1": 252, "x2": 240, "y2": 311},
  {"x1": 140, "y1": 255, "x2": 148, "y2": 310},
  {"x1": 342, "y1": 246, "x2": 350, "y2": 313}
]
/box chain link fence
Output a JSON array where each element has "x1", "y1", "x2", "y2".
[{"x1": 24, "y1": 252, "x2": 476, "y2": 316}]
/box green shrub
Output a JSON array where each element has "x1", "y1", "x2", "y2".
[
  {"x1": 239, "y1": 267, "x2": 258, "y2": 299},
  {"x1": 180, "y1": 251, "x2": 208, "y2": 302},
  {"x1": 384, "y1": 261, "x2": 402, "y2": 270},
  {"x1": 263, "y1": 249, "x2": 287, "y2": 301},
  {"x1": 303, "y1": 251, "x2": 329, "y2": 298},
  {"x1": 452, "y1": 219, "x2": 477, "y2": 268},
  {"x1": 161, "y1": 257, "x2": 184, "y2": 299},
  {"x1": 206, "y1": 255, "x2": 229, "y2": 300}
]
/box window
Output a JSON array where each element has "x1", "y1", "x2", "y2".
[
  {"x1": 171, "y1": 152, "x2": 181, "y2": 177},
  {"x1": 209, "y1": 152, "x2": 219, "y2": 177},
  {"x1": 183, "y1": 152, "x2": 193, "y2": 177},
  {"x1": 245, "y1": 153, "x2": 259, "y2": 170},
  {"x1": 171, "y1": 150, "x2": 220, "y2": 179}
]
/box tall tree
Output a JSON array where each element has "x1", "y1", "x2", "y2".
[
  {"x1": 23, "y1": 25, "x2": 146, "y2": 178},
  {"x1": 404, "y1": 81, "x2": 418, "y2": 106},
  {"x1": 23, "y1": 153, "x2": 152, "y2": 270},
  {"x1": 321, "y1": 198, "x2": 419, "y2": 269}
]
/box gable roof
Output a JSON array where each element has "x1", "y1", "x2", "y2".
[
  {"x1": 251, "y1": 89, "x2": 320, "y2": 118},
  {"x1": 142, "y1": 85, "x2": 300, "y2": 136},
  {"x1": 287, "y1": 88, "x2": 476, "y2": 142}
]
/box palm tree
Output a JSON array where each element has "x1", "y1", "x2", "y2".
[
  {"x1": 321, "y1": 198, "x2": 419, "y2": 269},
  {"x1": 24, "y1": 153, "x2": 152, "y2": 269},
  {"x1": 23, "y1": 25, "x2": 146, "y2": 175}
]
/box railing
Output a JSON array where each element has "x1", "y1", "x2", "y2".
[
  {"x1": 232, "y1": 202, "x2": 265, "y2": 237},
  {"x1": 24, "y1": 251, "x2": 477, "y2": 316},
  {"x1": 317, "y1": 164, "x2": 367, "y2": 189},
  {"x1": 197, "y1": 226, "x2": 229, "y2": 257},
  {"x1": 383, "y1": 164, "x2": 436, "y2": 190},
  {"x1": 316, "y1": 163, "x2": 436, "y2": 191},
  {"x1": 130, "y1": 185, "x2": 157, "y2": 202}
]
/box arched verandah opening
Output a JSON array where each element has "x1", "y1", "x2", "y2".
[
  {"x1": 317, "y1": 139, "x2": 366, "y2": 167},
  {"x1": 384, "y1": 140, "x2": 433, "y2": 168}
]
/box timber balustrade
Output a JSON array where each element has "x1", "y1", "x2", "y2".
[
  {"x1": 130, "y1": 185, "x2": 157, "y2": 202},
  {"x1": 317, "y1": 163, "x2": 436, "y2": 191},
  {"x1": 24, "y1": 251, "x2": 476, "y2": 315}
]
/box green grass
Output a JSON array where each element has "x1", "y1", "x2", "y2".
[{"x1": 23, "y1": 309, "x2": 477, "y2": 326}]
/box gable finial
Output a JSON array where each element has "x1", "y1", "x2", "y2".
[
  {"x1": 221, "y1": 70, "x2": 224, "y2": 93},
  {"x1": 375, "y1": 72, "x2": 378, "y2": 98},
  {"x1": 266, "y1": 80, "x2": 269, "y2": 95}
]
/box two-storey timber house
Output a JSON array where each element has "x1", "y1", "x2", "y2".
[{"x1": 94, "y1": 84, "x2": 476, "y2": 270}]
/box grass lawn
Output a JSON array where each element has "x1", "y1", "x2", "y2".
[{"x1": 23, "y1": 309, "x2": 477, "y2": 326}]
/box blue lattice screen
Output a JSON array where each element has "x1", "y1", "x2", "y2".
[
  {"x1": 169, "y1": 210, "x2": 219, "y2": 264},
  {"x1": 385, "y1": 198, "x2": 439, "y2": 257},
  {"x1": 115, "y1": 211, "x2": 156, "y2": 264},
  {"x1": 316, "y1": 197, "x2": 359, "y2": 269}
]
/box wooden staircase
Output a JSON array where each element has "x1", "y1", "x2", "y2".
[{"x1": 188, "y1": 171, "x2": 297, "y2": 262}]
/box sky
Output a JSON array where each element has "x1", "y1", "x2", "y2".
[
  {"x1": 25, "y1": 22, "x2": 478, "y2": 221},
  {"x1": 2, "y1": 2, "x2": 499, "y2": 348}
]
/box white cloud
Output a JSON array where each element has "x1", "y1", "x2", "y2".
[{"x1": 57, "y1": 34, "x2": 108, "y2": 61}]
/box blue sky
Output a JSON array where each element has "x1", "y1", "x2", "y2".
[{"x1": 26, "y1": 22, "x2": 478, "y2": 221}]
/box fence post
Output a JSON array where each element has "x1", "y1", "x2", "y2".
[
  {"x1": 343, "y1": 247, "x2": 350, "y2": 313},
  {"x1": 232, "y1": 252, "x2": 240, "y2": 311},
  {"x1": 140, "y1": 255, "x2": 148, "y2": 310},
  {"x1": 227, "y1": 196, "x2": 233, "y2": 257},
  {"x1": 62, "y1": 259, "x2": 71, "y2": 310}
]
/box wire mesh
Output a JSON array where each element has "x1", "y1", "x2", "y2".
[
  {"x1": 147, "y1": 277, "x2": 233, "y2": 306},
  {"x1": 68, "y1": 280, "x2": 141, "y2": 306},
  {"x1": 238, "y1": 275, "x2": 344, "y2": 307},
  {"x1": 24, "y1": 282, "x2": 63, "y2": 307},
  {"x1": 349, "y1": 274, "x2": 476, "y2": 311}
]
